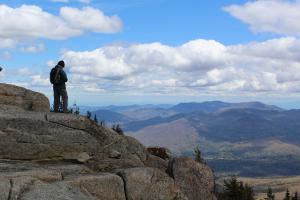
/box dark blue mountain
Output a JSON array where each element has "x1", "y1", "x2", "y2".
[
  {"x1": 91, "y1": 109, "x2": 130, "y2": 123},
  {"x1": 170, "y1": 101, "x2": 283, "y2": 113}
]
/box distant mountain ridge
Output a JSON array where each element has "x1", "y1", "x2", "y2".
[
  {"x1": 90, "y1": 101, "x2": 284, "y2": 124},
  {"x1": 170, "y1": 101, "x2": 283, "y2": 113},
  {"x1": 91, "y1": 109, "x2": 131, "y2": 124},
  {"x1": 125, "y1": 107, "x2": 300, "y2": 143},
  {"x1": 126, "y1": 106, "x2": 300, "y2": 176},
  {"x1": 80, "y1": 101, "x2": 300, "y2": 177}
]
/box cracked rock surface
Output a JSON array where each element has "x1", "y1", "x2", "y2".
[{"x1": 0, "y1": 84, "x2": 216, "y2": 200}]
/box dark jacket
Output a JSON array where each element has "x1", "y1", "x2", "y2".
[{"x1": 51, "y1": 65, "x2": 68, "y2": 88}]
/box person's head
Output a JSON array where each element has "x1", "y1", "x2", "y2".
[{"x1": 57, "y1": 60, "x2": 65, "y2": 68}]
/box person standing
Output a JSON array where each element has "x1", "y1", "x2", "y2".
[{"x1": 50, "y1": 60, "x2": 68, "y2": 113}]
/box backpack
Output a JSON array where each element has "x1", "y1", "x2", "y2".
[{"x1": 50, "y1": 67, "x2": 61, "y2": 84}]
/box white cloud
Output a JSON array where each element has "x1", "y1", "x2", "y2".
[
  {"x1": 152, "y1": 79, "x2": 177, "y2": 87},
  {"x1": 20, "y1": 43, "x2": 45, "y2": 53},
  {"x1": 17, "y1": 68, "x2": 35, "y2": 76},
  {"x1": 0, "y1": 39, "x2": 17, "y2": 49},
  {"x1": 60, "y1": 7, "x2": 122, "y2": 33},
  {"x1": 47, "y1": 60, "x2": 56, "y2": 68},
  {"x1": 63, "y1": 39, "x2": 228, "y2": 81},
  {"x1": 191, "y1": 67, "x2": 241, "y2": 87},
  {"x1": 228, "y1": 37, "x2": 300, "y2": 62},
  {"x1": 57, "y1": 37, "x2": 300, "y2": 95},
  {"x1": 82, "y1": 83, "x2": 105, "y2": 92},
  {"x1": 30, "y1": 75, "x2": 50, "y2": 87},
  {"x1": 8, "y1": 82, "x2": 30, "y2": 88},
  {"x1": 0, "y1": 4, "x2": 122, "y2": 48},
  {"x1": 2, "y1": 51, "x2": 12, "y2": 60},
  {"x1": 224, "y1": 0, "x2": 300, "y2": 36}
]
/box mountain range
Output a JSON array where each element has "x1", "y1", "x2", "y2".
[{"x1": 89, "y1": 101, "x2": 300, "y2": 177}]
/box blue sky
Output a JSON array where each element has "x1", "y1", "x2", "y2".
[{"x1": 1, "y1": 0, "x2": 300, "y2": 108}]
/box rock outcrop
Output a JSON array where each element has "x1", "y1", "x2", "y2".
[
  {"x1": 0, "y1": 83, "x2": 49, "y2": 112},
  {"x1": 147, "y1": 146, "x2": 172, "y2": 160},
  {"x1": 168, "y1": 157, "x2": 216, "y2": 200},
  {"x1": 117, "y1": 167, "x2": 182, "y2": 200},
  {"x1": 0, "y1": 84, "x2": 216, "y2": 200}
]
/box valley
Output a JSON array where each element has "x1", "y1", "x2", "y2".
[{"x1": 86, "y1": 101, "x2": 300, "y2": 196}]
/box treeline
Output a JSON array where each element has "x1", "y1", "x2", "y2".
[
  {"x1": 217, "y1": 177, "x2": 254, "y2": 200},
  {"x1": 217, "y1": 177, "x2": 298, "y2": 200}
]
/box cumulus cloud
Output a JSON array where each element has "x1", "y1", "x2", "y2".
[
  {"x1": 63, "y1": 39, "x2": 228, "y2": 80},
  {"x1": 60, "y1": 7, "x2": 122, "y2": 33},
  {"x1": 56, "y1": 37, "x2": 300, "y2": 95},
  {"x1": 224, "y1": 0, "x2": 300, "y2": 36},
  {"x1": 0, "y1": 4, "x2": 122, "y2": 48}
]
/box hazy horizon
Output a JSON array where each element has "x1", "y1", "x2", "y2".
[{"x1": 74, "y1": 99, "x2": 300, "y2": 110}]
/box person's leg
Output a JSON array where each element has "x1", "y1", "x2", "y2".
[
  {"x1": 61, "y1": 88, "x2": 68, "y2": 113},
  {"x1": 53, "y1": 87, "x2": 60, "y2": 112}
]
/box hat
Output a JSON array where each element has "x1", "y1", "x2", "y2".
[{"x1": 57, "y1": 60, "x2": 65, "y2": 68}]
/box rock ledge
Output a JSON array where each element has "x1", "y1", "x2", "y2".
[{"x1": 0, "y1": 84, "x2": 216, "y2": 200}]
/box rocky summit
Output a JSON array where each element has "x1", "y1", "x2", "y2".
[{"x1": 0, "y1": 83, "x2": 216, "y2": 200}]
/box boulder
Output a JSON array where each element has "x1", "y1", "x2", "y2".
[
  {"x1": 109, "y1": 150, "x2": 121, "y2": 159},
  {"x1": 67, "y1": 174, "x2": 126, "y2": 200},
  {"x1": 0, "y1": 104, "x2": 147, "y2": 169},
  {"x1": 0, "y1": 169, "x2": 62, "y2": 182},
  {"x1": 0, "y1": 179, "x2": 10, "y2": 200},
  {"x1": 147, "y1": 146, "x2": 172, "y2": 160},
  {"x1": 63, "y1": 152, "x2": 91, "y2": 163},
  {"x1": 167, "y1": 157, "x2": 216, "y2": 200},
  {"x1": 21, "y1": 182, "x2": 94, "y2": 200},
  {"x1": 117, "y1": 167, "x2": 184, "y2": 200},
  {"x1": 0, "y1": 83, "x2": 49, "y2": 112},
  {"x1": 144, "y1": 154, "x2": 168, "y2": 172}
]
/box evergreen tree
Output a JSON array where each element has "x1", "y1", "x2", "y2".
[
  {"x1": 94, "y1": 114, "x2": 98, "y2": 124},
  {"x1": 112, "y1": 124, "x2": 124, "y2": 135},
  {"x1": 266, "y1": 187, "x2": 275, "y2": 200},
  {"x1": 100, "y1": 120, "x2": 106, "y2": 127},
  {"x1": 284, "y1": 189, "x2": 291, "y2": 200},
  {"x1": 222, "y1": 177, "x2": 240, "y2": 200},
  {"x1": 217, "y1": 177, "x2": 255, "y2": 200},
  {"x1": 292, "y1": 191, "x2": 299, "y2": 200},
  {"x1": 194, "y1": 146, "x2": 204, "y2": 163},
  {"x1": 86, "y1": 111, "x2": 91, "y2": 119},
  {"x1": 242, "y1": 184, "x2": 255, "y2": 200}
]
